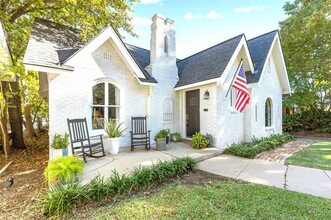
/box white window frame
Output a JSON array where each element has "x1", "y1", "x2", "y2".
[
  {"x1": 265, "y1": 98, "x2": 272, "y2": 127},
  {"x1": 91, "y1": 82, "x2": 121, "y2": 129}
]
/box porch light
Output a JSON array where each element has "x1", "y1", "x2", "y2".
[{"x1": 203, "y1": 90, "x2": 210, "y2": 100}]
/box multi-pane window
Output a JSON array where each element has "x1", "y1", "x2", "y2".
[
  {"x1": 92, "y1": 82, "x2": 120, "y2": 129},
  {"x1": 265, "y1": 98, "x2": 272, "y2": 127}
]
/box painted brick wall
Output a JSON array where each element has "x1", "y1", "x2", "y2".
[
  {"x1": 48, "y1": 15, "x2": 179, "y2": 159},
  {"x1": 247, "y1": 54, "x2": 283, "y2": 139},
  {"x1": 49, "y1": 40, "x2": 150, "y2": 156}
]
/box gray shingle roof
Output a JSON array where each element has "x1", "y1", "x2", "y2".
[
  {"x1": 24, "y1": 18, "x2": 277, "y2": 86},
  {"x1": 23, "y1": 19, "x2": 83, "y2": 69},
  {"x1": 246, "y1": 30, "x2": 278, "y2": 83},
  {"x1": 175, "y1": 34, "x2": 244, "y2": 88},
  {"x1": 125, "y1": 44, "x2": 157, "y2": 83},
  {"x1": 24, "y1": 19, "x2": 157, "y2": 83}
]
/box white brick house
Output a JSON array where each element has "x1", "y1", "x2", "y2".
[{"x1": 23, "y1": 14, "x2": 290, "y2": 157}]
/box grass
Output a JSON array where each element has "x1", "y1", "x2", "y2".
[
  {"x1": 286, "y1": 142, "x2": 331, "y2": 170},
  {"x1": 74, "y1": 180, "x2": 331, "y2": 219},
  {"x1": 224, "y1": 133, "x2": 294, "y2": 158}
]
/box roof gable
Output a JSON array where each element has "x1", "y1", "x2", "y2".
[
  {"x1": 175, "y1": 34, "x2": 244, "y2": 88},
  {"x1": 23, "y1": 19, "x2": 156, "y2": 84},
  {"x1": 246, "y1": 30, "x2": 277, "y2": 84}
]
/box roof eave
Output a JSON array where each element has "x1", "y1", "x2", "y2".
[
  {"x1": 24, "y1": 63, "x2": 74, "y2": 74},
  {"x1": 175, "y1": 78, "x2": 218, "y2": 91}
]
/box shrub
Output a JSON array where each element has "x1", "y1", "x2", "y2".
[
  {"x1": 51, "y1": 133, "x2": 69, "y2": 149},
  {"x1": 44, "y1": 156, "x2": 85, "y2": 183},
  {"x1": 40, "y1": 156, "x2": 197, "y2": 217},
  {"x1": 154, "y1": 129, "x2": 170, "y2": 140},
  {"x1": 283, "y1": 110, "x2": 331, "y2": 132},
  {"x1": 171, "y1": 132, "x2": 182, "y2": 142},
  {"x1": 192, "y1": 132, "x2": 209, "y2": 149},
  {"x1": 224, "y1": 134, "x2": 294, "y2": 158}
]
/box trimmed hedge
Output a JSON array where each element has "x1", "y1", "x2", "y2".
[
  {"x1": 224, "y1": 134, "x2": 294, "y2": 158},
  {"x1": 283, "y1": 110, "x2": 331, "y2": 132},
  {"x1": 40, "y1": 156, "x2": 197, "y2": 216}
]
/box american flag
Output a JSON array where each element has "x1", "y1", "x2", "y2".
[{"x1": 232, "y1": 62, "x2": 250, "y2": 112}]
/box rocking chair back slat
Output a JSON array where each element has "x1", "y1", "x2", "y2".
[
  {"x1": 130, "y1": 116, "x2": 151, "y2": 151},
  {"x1": 67, "y1": 118, "x2": 105, "y2": 162}
]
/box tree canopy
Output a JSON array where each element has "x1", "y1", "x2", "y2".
[
  {"x1": 0, "y1": 0, "x2": 138, "y2": 154},
  {"x1": 280, "y1": 0, "x2": 331, "y2": 111},
  {"x1": 1, "y1": 0, "x2": 137, "y2": 61}
]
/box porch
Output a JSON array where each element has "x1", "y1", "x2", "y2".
[{"x1": 82, "y1": 141, "x2": 222, "y2": 184}]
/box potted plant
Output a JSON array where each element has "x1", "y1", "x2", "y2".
[
  {"x1": 44, "y1": 156, "x2": 84, "y2": 185},
  {"x1": 104, "y1": 120, "x2": 126, "y2": 155},
  {"x1": 155, "y1": 129, "x2": 170, "y2": 151},
  {"x1": 171, "y1": 132, "x2": 182, "y2": 143},
  {"x1": 192, "y1": 132, "x2": 209, "y2": 149},
  {"x1": 51, "y1": 133, "x2": 69, "y2": 157}
]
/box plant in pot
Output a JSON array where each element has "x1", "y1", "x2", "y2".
[
  {"x1": 51, "y1": 133, "x2": 69, "y2": 157},
  {"x1": 171, "y1": 132, "x2": 182, "y2": 143},
  {"x1": 154, "y1": 129, "x2": 170, "y2": 151},
  {"x1": 104, "y1": 120, "x2": 126, "y2": 155},
  {"x1": 44, "y1": 156, "x2": 84, "y2": 185},
  {"x1": 192, "y1": 132, "x2": 209, "y2": 149}
]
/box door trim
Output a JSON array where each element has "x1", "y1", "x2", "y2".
[{"x1": 185, "y1": 89, "x2": 200, "y2": 137}]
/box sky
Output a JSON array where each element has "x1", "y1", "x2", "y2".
[{"x1": 124, "y1": 0, "x2": 289, "y2": 59}]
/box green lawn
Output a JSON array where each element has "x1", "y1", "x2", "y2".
[
  {"x1": 286, "y1": 141, "x2": 331, "y2": 170},
  {"x1": 73, "y1": 181, "x2": 331, "y2": 219}
]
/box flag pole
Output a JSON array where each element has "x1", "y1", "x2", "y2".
[{"x1": 225, "y1": 59, "x2": 243, "y2": 98}]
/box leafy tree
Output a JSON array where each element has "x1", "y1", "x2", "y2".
[
  {"x1": 0, "y1": 46, "x2": 15, "y2": 156},
  {"x1": 280, "y1": 0, "x2": 331, "y2": 111},
  {"x1": 0, "y1": 0, "x2": 137, "y2": 152}
]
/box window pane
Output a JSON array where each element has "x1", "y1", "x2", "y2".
[
  {"x1": 108, "y1": 83, "x2": 120, "y2": 105},
  {"x1": 93, "y1": 83, "x2": 105, "y2": 105},
  {"x1": 92, "y1": 107, "x2": 104, "y2": 129},
  {"x1": 108, "y1": 107, "x2": 119, "y2": 121}
]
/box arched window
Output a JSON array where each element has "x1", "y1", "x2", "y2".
[
  {"x1": 229, "y1": 88, "x2": 237, "y2": 108},
  {"x1": 162, "y1": 98, "x2": 173, "y2": 122},
  {"x1": 92, "y1": 82, "x2": 120, "y2": 129},
  {"x1": 265, "y1": 98, "x2": 272, "y2": 127},
  {"x1": 164, "y1": 35, "x2": 169, "y2": 53}
]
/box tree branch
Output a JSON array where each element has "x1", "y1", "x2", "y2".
[{"x1": 9, "y1": 3, "x2": 64, "y2": 23}]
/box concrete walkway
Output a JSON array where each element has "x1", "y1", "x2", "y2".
[
  {"x1": 198, "y1": 154, "x2": 331, "y2": 199},
  {"x1": 82, "y1": 141, "x2": 222, "y2": 184}
]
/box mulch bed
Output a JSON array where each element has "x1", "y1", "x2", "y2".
[{"x1": 0, "y1": 131, "x2": 49, "y2": 220}]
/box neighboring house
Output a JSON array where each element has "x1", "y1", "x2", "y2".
[{"x1": 23, "y1": 14, "x2": 291, "y2": 157}]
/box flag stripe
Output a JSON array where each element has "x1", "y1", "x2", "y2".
[{"x1": 232, "y1": 62, "x2": 250, "y2": 113}]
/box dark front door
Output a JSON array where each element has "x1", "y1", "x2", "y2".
[{"x1": 186, "y1": 89, "x2": 200, "y2": 137}]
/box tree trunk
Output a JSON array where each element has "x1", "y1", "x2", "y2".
[
  {"x1": 0, "y1": 110, "x2": 10, "y2": 156},
  {"x1": 23, "y1": 104, "x2": 37, "y2": 137},
  {"x1": 0, "y1": 81, "x2": 10, "y2": 156},
  {"x1": 7, "y1": 80, "x2": 26, "y2": 149}
]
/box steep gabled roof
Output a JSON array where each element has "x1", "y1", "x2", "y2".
[
  {"x1": 24, "y1": 19, "x2": 83, "y2": 69},
  {"x1": 246, "y1": 30, "x2": 278, "y2": 83},
  {"x1": 24, "y1": 19, "x2": 157, "y2": 83},
  {"x1": 175, "y1": 34, "x2": 243, "y2": 88}
]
